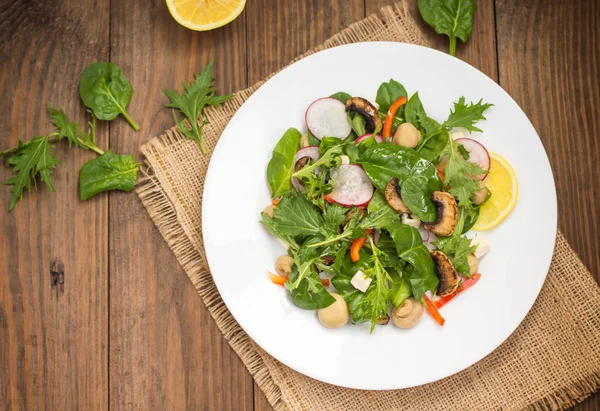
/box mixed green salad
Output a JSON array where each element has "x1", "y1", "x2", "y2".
[{"x1": 261, "y1": 79, "x2": 495, "y2": 332}]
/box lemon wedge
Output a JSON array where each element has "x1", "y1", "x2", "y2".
[
  {"x1": 166, "y1": 0, "x2": 246, "y2": 31},
  {"x1": 472, "y1": 153, "x2": 518, "y2": 231}
]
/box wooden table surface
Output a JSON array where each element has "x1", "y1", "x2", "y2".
[{"x1": 1, "y1": 0, "x2": 598, "y2": 410}]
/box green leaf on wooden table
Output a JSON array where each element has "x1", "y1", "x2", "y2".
[
  {"x1": 2, "y1": 135, "x2": 60, "y2": 211},
  {"x1": 164, "y1": 61, "x2": 234, "y2": 153},
  {"x1": 48, "y1": 104, "x2": 105, "y2": 155},
  {"x1": 79, "y1": 151, "x2": 140, "y2": 200},
  {"x1": 79, "y1": 62, "x2": 140, "y2": 131},
  {"x1": 418, "y1": 0, "x2": 476, "y2": 56}
]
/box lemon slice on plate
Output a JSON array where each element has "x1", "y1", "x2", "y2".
[
  {"x1": 472, "y1": 153, "x2": 518, "y2": 231},
  {"x1": 166, "y1": 0, "x2": 246, "y2": 31}
]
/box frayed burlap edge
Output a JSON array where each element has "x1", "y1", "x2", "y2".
[{"x1": 136, "y1": 3, "x2": 600, "y2": 411}]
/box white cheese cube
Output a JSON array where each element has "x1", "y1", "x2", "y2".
[
  {"x1": 340, "y1": 155, "x2": 350, "y2": 165},
  {"x1": 402, "y1": 213, "x2": 421, "y2": 229},
  {"x1": 471, "y1": 235, "x2": 491, "y2": 259},
  {"x1": 351, "y1": 270, "x2": 372, "y2": 293}
]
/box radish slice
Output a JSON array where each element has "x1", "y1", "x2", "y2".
[
  {"x1": 328, "y1": 164, "x2": 374, "y2": 207},
  {"x1": 455, "y1": 138, "x2": 491, "y2": 180},
  {"x1": 372, "y1": 229, "x2": 381, "y2": 246},
  {"x1": 305, "y1": 98, "x2": 352, "y2": 140},
  {"x1": 291, "y1": 146, "x2": 321, "y2": 191},
  {"x1": 354, "y1": 134, "x2": 383, "y2": 145}
]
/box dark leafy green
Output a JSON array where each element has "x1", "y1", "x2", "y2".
[
  {"x1": 387, "y1": 222, "x2": 438, "y2": 299},
  {"x1": 286, "y1": 261, "x2": 335, "y2": 310},
  {"x1": 2, "y1": 135, "x2": 59, "y2": 211},
  {"x1": 164, "y1": 61, "x2": 234, "y2": 153},
  {"x1": 358, "y1": 144, "x2": 442, "y2": 193},
  {"x1": 79, "y1": 151, "x2": 139, "y2": 200},
  {"x1": 400, "y1": 175, "x2": 437, "y2": 222},
  {"x1": 79, "y1": 62, "x2": 140, "y2": 131},
  {"x1": 417, "y1": 0, "x2": 476, "y2": 56},
  {"x1": 376, "y1": 79, "x2": 407, "y2": 113},
  {"x1": 389, "y1": 270, "x2": 412, "y2": 307},
  {"x1": 267, "y1": 194, "x2": 324, "y2": 237},
  {"x1": 266, "y1": 128, "x2": 302, "y2": 198},
  {"x1": 330, "y1": 91, "x2": 352, "y2": 103}
]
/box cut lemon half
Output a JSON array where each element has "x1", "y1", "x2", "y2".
[
  {"x1": 472, "y1": 153, "x2": 518, "y2": 231},
  {"x1": 166, "y1": 0, "x2": 246, "y2": 31}
]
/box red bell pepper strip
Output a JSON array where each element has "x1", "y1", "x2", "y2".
[
  {"x1": 323, "y1": 194, "x2": 335, "y2": 203},
  {"x1": 350, "y1": 237, "x2": 367, "y2": 262},
  {"x1": 434, "y1": 273, "x2": 482, "y2": 309},
  {"x1": 320, "y1": 278, "x2": 330, "y2": 287},
  {"x1": 268, "y1": 271, "x2": 287, "y2": 286},
  {"x1": 272, "y1": 198, "x2": 280, "y2": 206},
  {"x1": 349, "y1": 229, "x2": 374, "y2": 263},
  {"x1": 382, "y1": 96, "x2": 407, "y2": 138},
  {"x1": 423, "y1": 294, "x2": 445, "y2": 326}
]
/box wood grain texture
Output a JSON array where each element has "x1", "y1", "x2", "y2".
[
  {"x1": 107, "y1": 1, "x2": 253, "y2": 410},
  {"x1": 0, "y1": 1, "x2": 109, "y2": 410},
  {"x1": 496, "y1": 1, "x2": 600, "y2": 409}
]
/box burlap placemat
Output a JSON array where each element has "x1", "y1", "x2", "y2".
[{"x1": 136, "y1": 4, "x2": 600, "y2": 410}]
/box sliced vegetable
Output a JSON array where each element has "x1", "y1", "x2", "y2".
[
  {"x1": 422, "y1": 294, "x2": 445, "y2": 326},
  {"x1": 455, "y1": 138, "x2": 490, "y2": 180},
  {"x1": 345, "y1": 97, "x2": 381, "y2": 133},
  {"x1": 305, "y1": 97, "x2": 352, "y2": 140},
  {"x1": 291, "y1": 146, "x2": 321, "y2": 191},
  {"x1": 328, "y1": 164, "x2": 374, "y2": 207},
  {"x1": 434, "y1": 273, "x2": 481, "y2": 309},
  {"x1": 354, "y1": 134, "x2": 383, "y2": 145},
  {"x1": 269, "y1": 271, "x2": 287, "y2": 286},
  {"x1": 350, "y1": 229, "x2": 373, "y2": 263},
  {"x1": 382, "y1": 96, "x2": 407, "y2": 138}
]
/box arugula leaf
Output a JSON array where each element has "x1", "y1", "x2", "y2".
[
  {"x1": 79, "y1": 151, "x2": 140, "y2": 200},
  {"x1": 2, "y1": 135, "x2": 60, "y2": 211},
  {"x1": 286, "y1": 261, "x2": 335, "y2": 310},
  {"x1": 260, "y1": 212, "x2": 299, "y2": 250},
  {"x1": 293, "y1": 145, "x2": 344, "y2": 180},
  {"x1": 323, "y1": 203, "x2": 347, "y2": 232},
  {"x1": 444, "y1": 97, "x2": 494, "y2": 132},
  {"x1": 359, "y1": 205, "x2": 399, "y2": 229},
  {"x1": 362, "y1": 239, "x2": 392, "y2": 332},
  {"x1": 79, "y1": 62, "x2": 140, "y2": 131},
  {"x1": 269, "y1": 194, "x2": 324, "y2": 237},
  {"x1": 330, "y1": 91, "x2": 352, "y2": 103},
  {"x1": 441, "y1": 137, "x2": 487, "y2": 207},
  {"x1": 367, "y1": 190, "x2": 391, "y2": 214},
  {"x1": 164, "y1": 61, "x2": 233, "y2": 153},
  {"x1": 48, "y1": 104, "x2": 104, "y2": 155},
  {"x1": 266, "y1": 128, "x2": 302, "y2": 198},
  {"x1": 386, "y1": 222, "x2": 438, "y2": 299},
  {"x1": 433, "y1": 234, "x2": 475, "y2": 276},
  {"x1": 376, "y1": 79, "x2": 407, "y2": 113},
  {"x1": 418, "y1": 0, "x2": 476, "y2": 56}
]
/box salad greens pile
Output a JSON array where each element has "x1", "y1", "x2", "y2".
[{"x1": 262, "y1": 78, "x2": 492, "y2": 332}]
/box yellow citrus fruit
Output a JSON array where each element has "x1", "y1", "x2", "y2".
[
  {"x1": 472, "y1": 153, "x2": 518, "y2": 231},
  {"x1": 166, "y1": 0, "x2": 246, "y2": 31}
]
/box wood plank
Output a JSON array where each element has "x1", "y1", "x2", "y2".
[
  {"x1": 107, "y1": 1, "x2": 253, "y2": 410},
  {"x1": 246, "y1": 1, "x2": 365, "y2": 409},
  {"x1": 366, "y1": 0, "x2": 498, "y2": 80},
  {"x1": 0, "y1": 1, "x2": 109, "y2": 410},
  {"x1": 496, "y1": 1, "x2": 600, "y2": 410}
]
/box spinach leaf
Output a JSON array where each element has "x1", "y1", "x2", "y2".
[
  {"x1": 349, "y1": 113, "x2": 366, "y2": 137},
  {"x1": 79, "y1": 151, "x2": 139, "y2": 200},
  {"x1": 330, "y1": 91, "x2": 352, "y2": 103},
  {"x1": 360, "y1": 205, "x2": 400, "y2": 229},
  {"x1": 376, "y1": 79, "x2": 407, "y2": 113},
  {"x1": 405, "y1": 92, "x2": 441, "y2": 136},
  {"x1": 400, "y1": 175, "x2": 437, "y2": 222},
  {"x1": 266, "y1": 128, "x2": 301, "y2": 198},
  {"x1": 418, "y1": 132, "x2": 448, "y2": 162},
  {"x1": 386, "y1": 222, "x2": 438, "y2": 299},
  {"x1": 307, "y1": 131, "x2": 321, "y2": 146},
  {"x1": 389, "y1": 270, "x2": 412, "y2": 307},
  {"x1": 79, "y1": 62, "x2": 140, "y2": 131},
  {"x1": 367, "y1": 190, "x2": 392, "y2": 214},
  {"x1": 417, "y1": 0, "x2": 476, "y2": 56},
  {"x1": 331, "y1": 272, "x2": 370, "y2": 323},
  {"x1": 358, "y1": 144, "x2": 441, "y2": 193}
]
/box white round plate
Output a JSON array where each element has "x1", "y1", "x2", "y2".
[{"x1": 202, "y1": 42, "x2": 557, "y2": 390}]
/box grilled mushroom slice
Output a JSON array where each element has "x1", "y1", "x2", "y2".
[
  {"x1": 430, "y1": 250, "x2": 459, "y2": 297},
  {"x1": 385, "y1": 178, "x2": 410, "y2": 213},
  {"x1": 345, "y1": 97, "x2": 382, "y2": 133},
  {"x1": 294, "y1": 156, "x2": 311, "y2": 172},
  {"x1": 424, "y1": 191, "x2": 458, "y2": 237}
]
